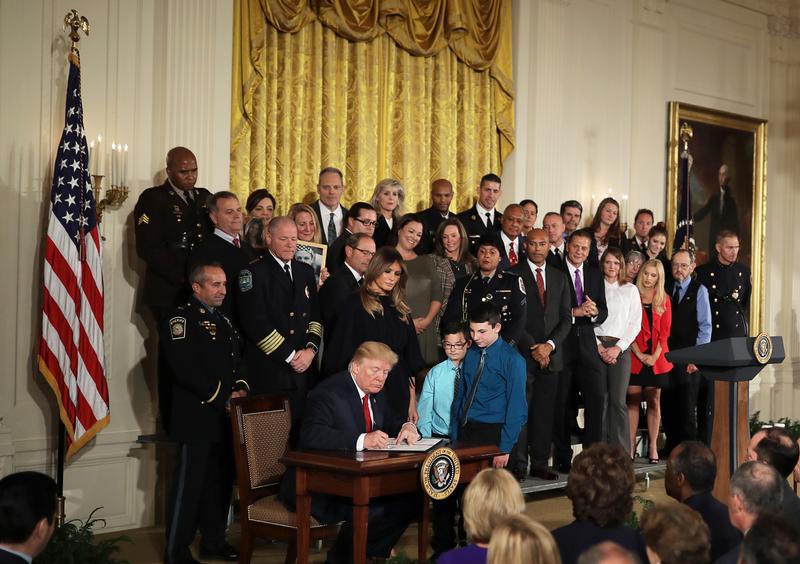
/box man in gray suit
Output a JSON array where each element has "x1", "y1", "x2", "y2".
[{"x1": 512, "y1": 228, "x2": 573, "y2": 480}]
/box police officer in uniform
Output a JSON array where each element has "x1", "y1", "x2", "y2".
[
  {"x1": 442, "y1": 235, "x2": 527, "y2": 347},
  {"x1": 162, "y1": 261, "x2": 248, "y2": 564},
  {"x1": 135, "y1": 146, "x2": 212, "y2": 429},
  {"x1": 235, "y1": 217, "x2": 322, "y2": 434}
]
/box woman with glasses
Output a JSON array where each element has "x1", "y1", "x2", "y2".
[
  {"x1": 370, "y1": 178, "x2": 405, "y2": 248},
  {"x1": 323, "y1": 247, "x2": 426, "y2": 423},
  {"x1": 625, "y1": 250, "x2": 645, "y2": 283}
]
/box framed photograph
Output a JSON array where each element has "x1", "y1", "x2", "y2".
[
  {"x1": 295, "y1": 241, "x2": 327, "y2": 284},
  {"x1": 666, "y1": 102, "x2": 767, "y2": 332}
]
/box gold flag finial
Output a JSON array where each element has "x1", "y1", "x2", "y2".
[
  {"x1": 679, "y1": 122, "x2": 693, "y2": 151},
  {"x1": 63, "y1": 9, "x2": 90, "y2": 48}
]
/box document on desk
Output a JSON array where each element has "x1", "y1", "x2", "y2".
[{"x1": 369, "y1": 438, "x2": 444, "y2": 452}]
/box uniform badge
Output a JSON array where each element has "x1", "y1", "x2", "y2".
[
  {"x1": 518, "y1": 277, "x2": 526, "y2": 294},
  {"x1": 471, "y1": 215, "x2": 476, "y2": 220},
  {"x1": 483, "y1": 293, "x2": 493, "y2": 301},
  {"x1": 238, "y1": 270, "x2": 253, "y2": 292},
  {"x1": 169, "y1": 317, "x2": 186, "y2": 340},
  {"x1": 137, "y1": 213, "x2": 150, "y2": 225}
]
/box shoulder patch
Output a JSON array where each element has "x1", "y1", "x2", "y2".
[
  {"x1": 169, "y1": 317, "x2": 186, "y2": 340},
  {"x1": 518, "y1": 276, "x2": 526, "y2": 295},
  {"x1": 238, "y1": 269, "x2": 253, "y2": 292},
  {"x1": 137, "y1": 213, "x2": 150, "y2": 225}
]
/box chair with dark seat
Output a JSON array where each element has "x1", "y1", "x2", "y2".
[{"x1": 230, "y1": 395, "x2": 339, "y2": 563}]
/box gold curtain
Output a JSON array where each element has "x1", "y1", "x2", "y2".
[{"x1": 231, "y1": 0, "x2": 514, "y2": 213}]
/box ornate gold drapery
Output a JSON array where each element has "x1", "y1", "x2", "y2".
[{"x1": 231, "y1": 0, "x2": 514, "y2": 213}]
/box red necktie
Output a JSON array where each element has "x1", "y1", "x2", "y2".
[
  {"x1": 362, "y1": 394, "x2": 372, "y2": 432},
  {"x1": 536, "y1": 267, "x2": 546, "y2": 305},
  {"x1": 233, "y1": 237, "x2": 241, "y2": 248},
  {"x1": 508, "y1": 241, "x2": 518, "y2": 265}
]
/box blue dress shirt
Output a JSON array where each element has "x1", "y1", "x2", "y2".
[
  {"x1": 674, "y1": 277, "x2": 712, "y2": 345},
  {"x1": 417, "y1": 358, "x2": 460, "y2": 437}
]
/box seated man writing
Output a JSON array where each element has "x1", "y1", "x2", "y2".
[{"x1": 281, "y1": 341, "x2": 420, "y2": 563}]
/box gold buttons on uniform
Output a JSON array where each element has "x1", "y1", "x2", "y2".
[
  {"x1": 290, "y1": 312, "x2": 295, "y2": 317},
  {"x1": 289, "y1": 330, "x2": 295, "y2": 335}
]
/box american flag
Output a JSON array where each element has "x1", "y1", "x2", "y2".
[
  {"x1": 38, "y1": 52, "x2": 109, "y2": 460},
  {"x1": 674, "y1": 139, "x2": 694, "y2": 252}
]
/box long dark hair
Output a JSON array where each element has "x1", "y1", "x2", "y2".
[
  {"x1": 434, "y1": 218, "x2": 475, "y2": 268},
  {"x1": 360, "y1": 247, "x2": 410, "y2": 321},
  {"x1": 589, "y1": 197, "x2": 622, "y2": 246}
]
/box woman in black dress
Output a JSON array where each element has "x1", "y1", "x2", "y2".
[
  {"x1": 323, "y1": 247, "x2": 425, "y2": 423},
  {"x1": 369, "y1": 178, "x2": 405, "y2": 248}
]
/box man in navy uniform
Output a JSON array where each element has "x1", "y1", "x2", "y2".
[
  {"x1": 456, "y1": 173, "x2": 503, "y2": 254},
  {"x1": 415, "y1": 178, "x2": 455, "y2": 254},
  {"x1": 235, "y1": 217, "x2": 322, "y2": 429},
  {"x1": 161, "y1": 261, "x2": 249, "y2": 564},
  {"x1": 621, "y1": 208, "x2": 654, "y2": 255},
  {"x1": 442, "y1": 235, "x2": 527, "y2": 347},
  {"x1": 311, "y1": 167, "x2": 349, "y2": 246}
]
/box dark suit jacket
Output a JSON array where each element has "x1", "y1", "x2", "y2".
[
  {"x1": 781, "y1": 479, "x2": 800, "y2": 527},
  {"x1": 565, "y1": 262, "x2": 608, "y2": 327},
  {"x1": 496, "y1": 233, "x2": 526, "y2": 272},
  {"x1": 621, "y1": 235, "x2": 648, "y2": 256},
  {"x1": 325, "y1": 228, "x2": 352, "y2": 273},
  {"x1": 456, "y1": 206, "x2": 501, "y2": 253},
  {"x1": 552, "y1": 519, "x2": 648, "y2": 564},
  {"x1": 311, "y1": 200, "x2": 348, "y2": 246},
  {"x1": 684, "y1": 492, "x2": 742, "y2": 561},
  {"x1": 694, "y1": 189, "x2": 739, "y2": 253},
  {"x1": 0, "y1": 548, "x2": 28, "y2": 564},
  {"x1": 415, "y1": 207, "x2": 450, "y2": 254},
  {"x1": 716, "y1": 543, "x2": 741, "y2": 564},
  {"x1": 373, "y1": 216, "x2": 395, "y2": 248},
  {"x1": 547, "y1": 246, "x2": 568, "y2": 271},
  {"x1": 189, "y1": 233, "x2": 256, "y2": 319},
  {"x1": 512, "y1": 261, "x2": 572, "y2": 373},
  {"x1": 318, "y1": 265, "x2": 360, "y2": 334}
]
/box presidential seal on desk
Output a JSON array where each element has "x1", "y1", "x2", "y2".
[{"x1": 421, "y1": 447, "x2": 460, "y2": 500}]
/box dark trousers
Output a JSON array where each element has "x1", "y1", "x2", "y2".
[
  {"x1": 165, "y1": 441, "x2": 234, "y2": 563},
  {"x1": 554, "y1": 328, "x2": 606, "y2": 466},
  {"x1": 662, "y1": 365, "x2": 702, "y2": 455},
  {"x1": 151, "y1": 305, "x2": 174, "y2": 432},
  {"x1": 516, "y1": 368, "x2": 559, "y2": 470},
  {"x1": 430, "y1": 433, "x2": 465, "y2": 555}
]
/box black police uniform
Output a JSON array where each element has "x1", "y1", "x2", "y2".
[
  {"x1": 235, "y1": 253, "x2": 323, "y2": 430},
  {"x1": 441, "y1": 270, "x2": 527, "y2": 346},
  {"x1": 456, "y1": 206, "x2": 502, "y2": 254},
  {"x1": 695, "y1": 260, "x2": 751, "y2": 340},
  {"x1": 161, "y1": 296, "x2": 249, "y2": 564}
]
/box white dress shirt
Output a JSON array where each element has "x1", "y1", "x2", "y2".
[
  {"x1": 270, "y1": 251, "x2": 297, "y2": 362},
  {"x1": 352, "y1": 374, "x2": 375, "y2": 451},
  {"x1": 594, "y1": 280, "x2": 642, "y2": 350},
  {"x1": 526, "y1": 259, "x2": 556, "y2": 351},
  {"x1": 475, "y1": 201, "x2": 496, "y2": 228},
  {"x1": 321, "y1": 203, "x2": 345, "y2": 238},
  {"x1": 213, "y1": 227, "x2": 239, "y2": 245}
]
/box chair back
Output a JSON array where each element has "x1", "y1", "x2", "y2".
[{"x1": 230, "y1": 395, "x2": 292, "y2": 506}]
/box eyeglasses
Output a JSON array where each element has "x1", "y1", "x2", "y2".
[
  {"x1": 355, "y1": 217, "x2": 378, "y2": 227},
  {"x1": 352, "y1": 247, "x2": 375, "y2": 257},
  {"x1": 442, "y1": 341, "x2": 467, "y2": 350}
]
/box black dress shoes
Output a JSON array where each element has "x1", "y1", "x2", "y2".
[
  {"x1": 556, "y1": 463, "x2": 572, "y2": 474},
  {"x1": 511, "y1": 467, "x2": 528, "y2": 482},
  {"x1": 530, "y1": 467, "x2": 559, "y2": 481},
  {"x1": 199, "y1": 543, "x2": 239, "y2": 562}
]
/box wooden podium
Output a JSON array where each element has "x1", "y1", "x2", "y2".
[{"x1": 666, "y1": 335, "x2": 784, "y2": 500}]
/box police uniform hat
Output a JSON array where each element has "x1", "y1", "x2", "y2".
[{"x1": 476, "y1": 234, "x2": 502, "y2": 253}]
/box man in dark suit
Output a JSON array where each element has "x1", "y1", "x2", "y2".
[
  {"x1": 456, "y1": 173, "x2": 503, "y2": 254},
  {"x1": 0, "y1": 472, "x2": 57, "y2": 563},
  {"x1": 284, "y1": 341, "x2": 420, "y2": 563},
  {"x1": 235, "y1": 217, "x2": 322, "y2": 429},
  {"x1": 665, "y1": 441, "x2": 741, "y2": 561},
  {"x1": 319, "y1": 233, "x2": 375, "y2": 336},
  {"x1": 694, "y1": 164, "x2": 740, "y2": 260},
  {"x1": 543, "y1": 211, "x2": 568, "y2": 270},
  {"x1": 325, "y1": 202, "x2": 377, "y2": 274},
  {"x1": 621, "y1": 208, "x2": 653, "y2": 255},
  {"x1": 553, "y1": 229, "x2": 608, "y2": 473},
  {"x1": 496, "y1": 203, "x2": 526, "y2": 271},
  {"x1": 512, "y1": 228, "x2": 572, "y2": 480},
  {"x1": 415, "y1": 178, "x2": 454, "y2": 254},
  {"x1": 311, "y1": 167, "x2": 349, "y2": 246}
]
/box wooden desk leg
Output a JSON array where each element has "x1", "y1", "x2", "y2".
[
  {"x1": 418, "y1": 496, "x2": 430, "y2": 562},
  {"x1": 296, "y1": 469, "x2": 311, "y2": 564},
  {"x1": 353, "y1": 477, "x2": 369, "y2": 564}
]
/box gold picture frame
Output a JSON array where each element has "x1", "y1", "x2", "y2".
[{"x1": 666, "y1": 102, "x2": 767, "y2": 334}]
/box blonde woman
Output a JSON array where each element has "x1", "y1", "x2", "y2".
[
  {"x1": 370, "y1": 178, "x2": 405, "y2": 248},
  {"x1": 288, "y1": 203, "x2": 329, "y2": 287},
  {"x1": 488, "y1": 514, "x2": 561, "y2": 564},
  {"x1": 438, "y1": 468, "x2": 525, "y2": 564},
  {"x1": 627, "y1": 259, "x2": 673, "y2": 463}
]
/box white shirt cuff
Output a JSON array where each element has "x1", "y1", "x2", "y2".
[
  {"x1": 356, "y1": 433, "x2": 366, "y2": 451},
  {"x1": 285, "y1": 350, "x2": 296, "y2": 363},
  {"x1": 546, "y1": 340, "x2": 556, "y2": 351}
]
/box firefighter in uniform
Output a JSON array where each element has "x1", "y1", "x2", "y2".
[
  {"x1": 162, "y1": 261, "x2": 248, "y2": 564},
  {"x1": 235, "y1": 217, "x2": 323, "y2": 434},
  {"x1": 134, "y1": 146, "x2": 212, "y2": 429},
  {"x1": 442, "y1": 235, "x2": 527, "y2": 346}
]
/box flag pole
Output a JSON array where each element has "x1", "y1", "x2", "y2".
[{"x1": 56, "y1": 422, "x2": 66, "y2": 525}]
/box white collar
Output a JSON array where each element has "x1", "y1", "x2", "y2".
[
  {"x1": 475, "y1": 201, "x2": 495, "y2": 218},
  {"x1": 350, "y1": 373, "x2": 367, "y2": 399},
  {"x1": 321, "y1": 202, "x2": 343, "y2": 216},
  {"x1": 527, "y1": 258, "x2": 546, "y2": 273},
  {"x1": 500, "y1": 231, "x2": 516, "y2": 247},
  {"x1": 344, "y1": 262, "x2": 362, "y2": 283},
  {"x1": 214, "y1": 228, "x2": 238, "y2": 245},
  {"x1": 269, "y1": 250, "x2": 291, "y2": 270}
]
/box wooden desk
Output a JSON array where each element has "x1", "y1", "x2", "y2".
[{"x1": 281, "y1": 444, "x2": 500, "y2": 564}]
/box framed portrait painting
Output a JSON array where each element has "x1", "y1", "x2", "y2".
[
  {"x1": 666, "y1": 102, "x2": 767, "y2": 333},
  {"x1": 294, "y1": 241, "x2": 327, "y2": 284}
]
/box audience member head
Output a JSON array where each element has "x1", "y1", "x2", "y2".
[
  {"x1": 520, "y1": 199, "x2": 539, "y2": 233},
  {"x1": 430, "y1": 179, "x2": 454, "y2": 214},
  {"x1": 348, "y1": 341, "x2": 398, "y2": 395},
  {"x1": 565, "y1": 443, "x2": 634, "y2": 527},
  {"x1": 317, "y1": 166, "x2": 345, "y2": 211},
  {"x1": 589, "y1": 197, "x2": 621, "y2": 243},
  {"x1": 288, "y1": 203, "x2": 321, "y2": 243},
  {"x1": 746, "y1": 428, "x2": 769, "y2": 462},
  {"x1": 267, "y1": 216, "x2": 299, "y2": 261},
  {"x1": 645, "y1": 224, "x2": 667, "y2": 259},
  {"x1": 718, "y1": 164, "x2": 729, "y2": 188},
  {"x1": 600, "y1": 248, "x2": 626, "y2": 284},
  {"x1": 753, "y1": 427, "x2": 800, "y2": 479},
  {"x1": 344, "y1": 233, "x2": 376, "y2": 276},
  {"x1": 665, "y1": 441, "x2": 716, "y2": 502},
  {"x1": 245, "y1": 188, "x2": 276, "y2": 221},
  {"x1": 360, "y1": 246, "x2": 410, "y2": 321},
  {"x1": 576, "y1": 542, "x2": 640, "y2": 564},
  {"x1": 477, "y1": 173, "x2": 502, "y2": 211},
  {"x1": 636, "y1": 259, "x2": 667, "y2": 314},
  {"x1": 500, "y1": 204, "x2": 524, "y2": 240},
  {"x1": 370, "y1": 178, "x2": 405, "y2": 219},
  {"x1": 189, "y1": 262, "x2": 226, "y2": 307},
  {"x1": 0, "y1": 471, "x2": 58, "y2": 558},
  {"x1": 435, "y1": 218, "x2": 473, "y2": 265},
  {"x1": 476, "y1": 235, "x2": 503, "y2": 276},
  {"x1": 740, "y1": 514, "x2": 800, "y2": 564},
  {"x1": 244, "y1": 217, "x2": 269, "y2": 251},
  {"x1": 625, "y1": 250, "x2": 645, "y2": 283},
  {"x1": 469, "y1": 302, "x2": 503, "y2": 349},
  {"x1": 543, "y1": 212, "x2": 566, "y2": 246},
  {"x1": 728, "y1": 461, "x2": 783, "y2": 533},
  {"x1": 208, "y1": 191, "x2": 244, "y2": 237},
  {"x1": 566, "y1": 229, "x2": 593, "y2": 267},
  {"x1": 670, "y1": 249, "x2": 696, "y2": 283},
  {"x1": 487, "y1": 514, "x2": 561, "y2": 564},
  {"x1": 440, "y1": 320, "x2": 470, "y2": 364},
  {"x1": 461, "y1": 468, "x2": 525, "y2": 544},
  {"x1": 165, "y1": 146, "x2": 198, "y2": 191},
  {"x1": 715, "y1": 230, "x2": 740, "y2": 265},
  {"x1": 525, "y1": 228, "x2": 549, "y2": 267},
  {"x1": 632, "y1": 209, "x2": 654, "y2": 241},
  {"x1": 640, "y1": 504, "x2": 710, "y2": 564},
  {"x1": 560, "y1": 200, "x2": 583, "y2": 233},
  {"x1": 345, "y1": 202, "x2": 378, "y2": 236},
  {"x1": 393, "y1": 214, "x2": 423, "y2": 252}
]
